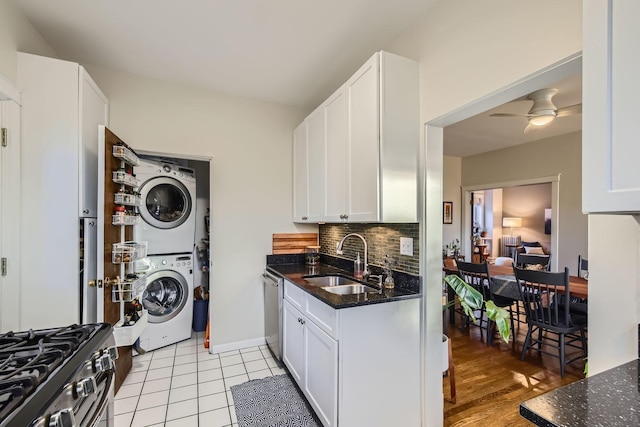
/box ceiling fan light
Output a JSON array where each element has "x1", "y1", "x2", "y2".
[{"x1": 528, "y1": 114, "x2": 555, "y2": 127}]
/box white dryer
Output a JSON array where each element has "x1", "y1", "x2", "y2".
[
  {"x1": 134, "y1": 159, "x2": 197, "y2": 255},
  {"x1": 137, "y1": 254, "x2": 194, "y2": 351}
]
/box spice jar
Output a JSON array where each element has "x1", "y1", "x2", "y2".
[{"x1": 305, "y1": 245, "x2": 321, "y2": 266}]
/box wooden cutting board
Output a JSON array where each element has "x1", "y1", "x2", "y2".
[{"x1": 272, "y1": 233, "x2": 319, "y2": 254}]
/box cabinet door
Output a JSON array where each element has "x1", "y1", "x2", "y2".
[
  {"x1": 304, "y1": 319, "x2": 338, "y2": 427},
  {"x1": 306, "y1": 105, "x2": 325, "y2": 221},
  {"x1": 282, "y1": 299, "x2": 305, "y2": 385},
  {"x1": 78, "y1": 67, "x2": 109, "y2": 218},
  {"x1": 583, "y1": 1, "x2": 640, "y2": 213},
  {"x1": 293, "y1": 122, "x2": 309, "y2": 222},
  {"x1": 345, "y1": 54, "x2": 379, "y2": 222},
  {"x1": 324, "y1": 86, "x2": 348, "y2": 221},
  {"x1": 0, "y1": 99, "x2": 21, "y2": 333}
]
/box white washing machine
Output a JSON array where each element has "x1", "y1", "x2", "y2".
[
  {"x1": 134, "y1": 159, "x2": 197, "y2": 255},
  {"x1": 137, "y1": 254, "x2": 194, "y2": 351}
]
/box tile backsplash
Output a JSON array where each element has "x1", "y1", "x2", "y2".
[{"x1": 319, "y1": 223, "x2": 419, "y2": 275}]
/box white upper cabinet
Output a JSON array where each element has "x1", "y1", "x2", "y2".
[
  {"x1": 18, "y1": 53, "x2": 109, "y2": 219},
  {"x1": 323, "y1": 86, "x2": 348, "y2": 222},
  {"x1": 306, "y1": 104, "x2": 326, "y2": 222},
  {"x1": 79, "y1": 71, "x2": 110, "y2": 217},
  {"x1": 345, "y1": 54, "x2": 380, "y2": 222},
  {"x1": 293, "y1": 51, "x2": 419, "y2": 223},
  {"x1": 293, "y1": 121, "x2": 309, "y2": 221},
  {"x1": 583, "y1": 1, "x2": 640, "y2": 213}
]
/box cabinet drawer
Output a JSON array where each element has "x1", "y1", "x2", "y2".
[
  {"x1": 306, "y1": 295, "x2": 338, "y2": 339},
  {"x1": 284, "y1": 280, "x2": 305, "y2": 310}
]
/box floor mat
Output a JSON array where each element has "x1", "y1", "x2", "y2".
[{"x1": 230, "y1": 374, "x2": 321, "y2": 427}]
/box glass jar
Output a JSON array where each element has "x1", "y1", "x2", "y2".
[{"x1": 305, "y1": 245, "x2": 321, "y2": 266}]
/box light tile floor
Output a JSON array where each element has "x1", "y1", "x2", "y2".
[{"x1": 114, "y1": 332, "x2": 287, "y2": 427}]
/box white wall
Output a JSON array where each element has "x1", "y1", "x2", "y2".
[
  {"x1": 385, "y1": 1, "x2": 582, "y2": 424},
  {"x1": 84, "y1": 65, "x2": 315, "y2": 347},
  {"x1": 0, "y1": 0, "x2": 57, "y2": 84},
  {"x1": 387, "y1": 0, "x2": 582, "y2": 124},
  {"x1": 588, "y1": 215, "x2": 639, "y2": 375},
  {"x1": 442, "y1": 155, "x2": 461, "y2": 253},
  {"x1": 462, "y1": 132, "x2": 586, "y2": 276}
]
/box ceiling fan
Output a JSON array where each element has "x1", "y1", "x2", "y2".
[{"x1": 490, "y1": 88, "x2": 582, "y2": 133}]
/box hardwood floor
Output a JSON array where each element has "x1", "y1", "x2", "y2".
[{"x1": 443, "y1": 315, "x2": 586, "y2": 426}]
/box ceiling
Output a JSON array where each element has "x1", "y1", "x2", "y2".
[
  {"x1": 11, "y1": 0, "x2": 438, "y2": 110},
  {"x1": 12, "y1": 0, "x2": 581, "y2": 158},
  {"x1": 443, "y1": 73, "x2": 582, "y2": 157}
]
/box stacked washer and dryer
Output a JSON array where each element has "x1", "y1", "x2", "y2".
[{"x1": 134, "y1": 159, "x2": 198, "y2": 351}]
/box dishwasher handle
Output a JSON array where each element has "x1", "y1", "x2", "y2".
[{"x1": 262, "y1": 271, "x2": 280, "y2": 286}]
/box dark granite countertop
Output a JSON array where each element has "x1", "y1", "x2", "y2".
[
  {"x1": 520, "y1": 359, "x2": 640, "y2": 426},
  {"x1": 266, "y1": 254, "x2": 421, "y2": 309}
]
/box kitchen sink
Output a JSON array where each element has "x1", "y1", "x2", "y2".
[
  {"x1": 303, "y1": 275, "x2": 358, "y2": 287},
  {"x1": 321, "y1": 284, "x2": 379, "y2": 295}
]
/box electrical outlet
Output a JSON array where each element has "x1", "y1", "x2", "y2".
[{"x1": 400, "y1": 237, "x2": 413, "y2": 256}]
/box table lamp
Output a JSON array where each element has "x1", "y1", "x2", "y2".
[{"x1": 502, "y1": 217, "x2": 522, "y2": 236}]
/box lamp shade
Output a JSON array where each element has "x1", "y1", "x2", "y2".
[{"x1": 502, "y1": 217, "x2": 522, "y2": 228}]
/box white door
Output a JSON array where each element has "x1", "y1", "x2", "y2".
[
  {"x1": 282, "y1": 299, "x2": 305, "y2": 385},
  {"x1": 304, "y1": 318, "x2": 338, "y2": 427},
  {"x1": 323, "y1": 86, "x2": 347, "y2": 221},
  {"x1": 345, "y1": 54, "x2": 380, "y2": 222},
  {"x1": 583, "y1": 0, "x2": 640, "y2": 213},
  {"x1": 81, "y1": 218, "x2": 98, "y2": 324},
  {"x1": 0, "y1": 99, "x2": 21, "y2": 332},
  {"x1": 78, "y1": 67, "x2": 109, "y2": 218},
  {"x1": 306, "y1": 105, "x2": 325, "y2": 222},
  {"x1": 292, "y1": 122, "x2": 309, "y2": 222}
]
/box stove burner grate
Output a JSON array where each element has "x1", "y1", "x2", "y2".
[{"x1": 0, "y1": 324, "x2": 102, "y2": 424}]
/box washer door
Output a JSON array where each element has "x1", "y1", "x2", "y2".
[
  {"x1": 142, "y1": 270, "x2": 189, "y2": 323},
  {"x1": 139, "y1": 176, "x2": 192, "y2": 230}
]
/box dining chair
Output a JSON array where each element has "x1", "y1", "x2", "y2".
[
  {"x1": 570, "y1": 255, "x2": 589, "y2": 319},
  {"x1": 453, "y1": 261, "x2": 490, "y2": 340},
  {"x1": 455, "y1": 261, "x2": 515, "y2": 345},
  {"x1": 513, "y1": 267, "x2": 588, "y2": 377},
  {"x1": 515, "y1": 253, "x2": 551, "y2": 271},
  {"x1": 578, "y1": 255, "x2": 588, "y2": 278}
]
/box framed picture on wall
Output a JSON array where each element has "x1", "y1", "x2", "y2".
[{"x1": 443, "y1": 201, "x2": 453, "y2": 224}]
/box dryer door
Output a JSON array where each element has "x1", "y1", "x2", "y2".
[
  {"x1": 139, "y1": 176, "x2": 193, "y2": 229},
  {"x1": 142, "y1": 270, "x2": 189, "y2": 323}
]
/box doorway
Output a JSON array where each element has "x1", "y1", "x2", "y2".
[
  {"x1": 461, "y1": 176, "x2": 559, "y2": 271},
  {"x1": 420, "y1": 53, "x2": 583, "y2": 422}
]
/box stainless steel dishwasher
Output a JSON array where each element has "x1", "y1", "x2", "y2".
[{"x1": 262, "y1": 269, "x2": 283, "y2": 361}]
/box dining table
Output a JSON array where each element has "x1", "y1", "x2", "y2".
[{"x1": 443, "y1": 263, "x2": 589, "y2": 324}]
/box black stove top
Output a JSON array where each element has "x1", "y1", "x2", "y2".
[{"x1": 0, "y1": 323, "x2": 114, "y2": 427}]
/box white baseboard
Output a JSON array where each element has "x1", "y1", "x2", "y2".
[{"x1": 208, "y1": 336, "x2": 267, "y2": 355}]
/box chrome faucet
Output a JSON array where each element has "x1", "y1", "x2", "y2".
[{"x1": 336, "y1": 233, "x2": 370, "y2": 279}]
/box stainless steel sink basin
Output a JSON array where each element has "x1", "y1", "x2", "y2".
[
  {"x1": 303, "y1": 276, "x2": 358, "y2": 287},
  {"x1": 321, "y1": 284, "x2": 379, "y2": 295}
]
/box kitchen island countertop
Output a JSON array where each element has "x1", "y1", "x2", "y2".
[{"x1": 520, "y1": 359, "x2": 640, "y2": 426}]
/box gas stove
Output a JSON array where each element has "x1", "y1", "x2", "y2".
[{"x1": 0, "y1": 323, "x2": 117, "y2": 427}]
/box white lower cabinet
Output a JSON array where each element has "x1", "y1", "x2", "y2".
[
  {"x1": 282, "y1": 281, "x2": 420, "y2": 427},
  {"x1": 282, "y1": 299, "x2": 305, "y2": 385},
  {"x1": 283, "y1": 299, "x2": 338, "y2": 427}
]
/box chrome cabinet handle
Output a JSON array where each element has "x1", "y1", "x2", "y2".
[{"x1": 302, "y1": 216, "x2": 308, "y2": 220}]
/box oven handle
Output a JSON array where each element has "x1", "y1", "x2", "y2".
[{"x1": 87, "y1": 371, "x2": 114, "y2": 427}]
